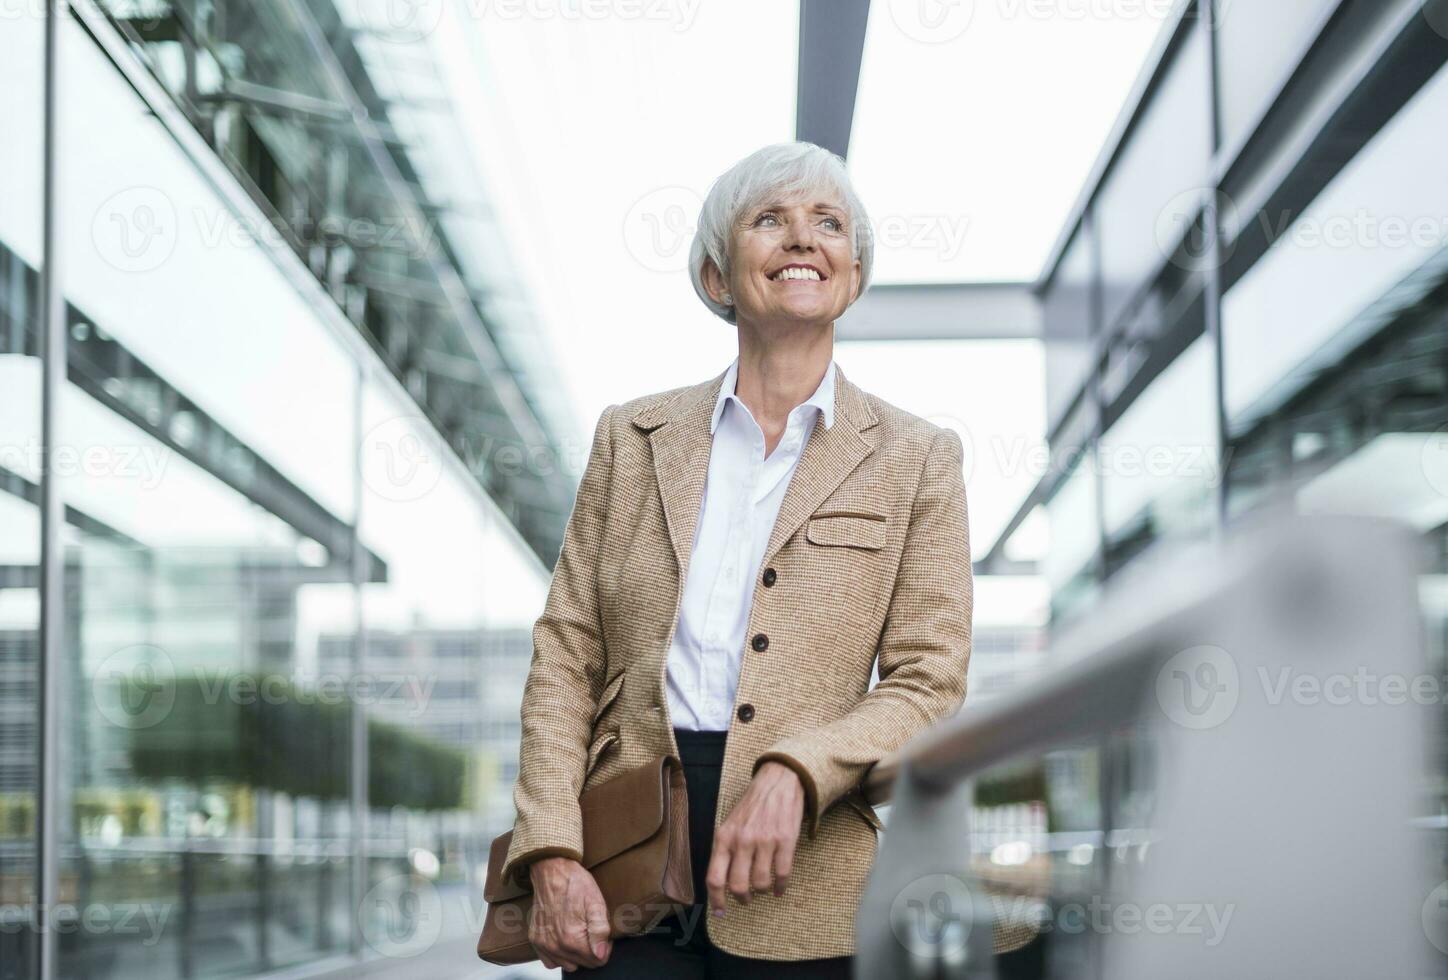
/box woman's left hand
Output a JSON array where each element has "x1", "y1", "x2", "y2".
[{"x1": 705, "y1": 761, "x2": 805, "y2": 916}]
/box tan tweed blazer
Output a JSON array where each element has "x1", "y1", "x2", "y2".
[{"x1": 500, "y1": 363, "x2": 972, "y2": 960}]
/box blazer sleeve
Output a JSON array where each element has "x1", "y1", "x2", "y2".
[
  {"x1": 753, "y1": 426, "x2": 972, "y2": 840},
  {"x1": 499, "y1": 404, "x2": 618, "y2": 887}
]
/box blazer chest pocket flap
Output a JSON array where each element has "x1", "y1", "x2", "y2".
[{"x1": 807, "y1": 512, "x2": 886, "y2": 550}]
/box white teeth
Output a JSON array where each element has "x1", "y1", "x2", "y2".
[{"x1": 772, "y1": 267, "x2": 822, "y2": 282}]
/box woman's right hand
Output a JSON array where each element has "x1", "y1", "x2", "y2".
[{"x1": 528, "y1": 856, "x2": 613, "y2": 971}]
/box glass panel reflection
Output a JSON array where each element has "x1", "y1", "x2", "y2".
[
  {"x1": 1214, "y1": 0, "x2": 1339, "y2": 154},
  {"x1": 90, "y1": 0, "x2": 576, "y2": 562},
  {"x1": 1044, "y1": 459, "x2": 1100, "y2": 626},
  {"x1": 1221, "y1": 60, "x2": 1448, "y2": 430},
  {"x1": 354, "y1": 382, "x2": 549, "y2": 956},
  {"x1": 1100, "y1": 335, "x2": 1217, "y2": 566},
  {"x1": 965, "y1": 728, "x2": 1157, "y2": 976},
  {"x1": 57, "y1": 14, "x2": 363, "y2": 977},
  {"x1": 1043, "y1": 223, "x2": 1096, "y2": 432},
  {"x1": 1095, "y1": 20, "x2": 1210, "y2": 334}
]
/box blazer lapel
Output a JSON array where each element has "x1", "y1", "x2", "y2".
[
  {"x1": 761, "y1": 365, "x2": 877, "y2": 567},
  {"x1": 631, "y1": 363, "x2": 880, "y2": 579},
  {"x1": 634, "y1": 370, "x2": 726, "y2": 580}
]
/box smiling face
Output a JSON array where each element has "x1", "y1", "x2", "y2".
[{"x1": 704, "y1": 194, "x2": 862, "y2": 328}]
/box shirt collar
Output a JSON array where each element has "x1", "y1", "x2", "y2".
[{"x1": 710, "y1": 357, "x2": 837, "y2": 435}]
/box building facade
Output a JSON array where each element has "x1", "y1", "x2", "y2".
[
  {"x1": 985, "y1": 0, "x2": 1448, "y2": 666},
  {"x1": 1, "y1": 1, "x2": 565, "y2": 976},
  {"x1": 972, "y1": 2, "x2": 1448, "y2": 969}
]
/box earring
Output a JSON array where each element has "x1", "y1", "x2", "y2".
[{"x1": 721, "y1": 292, "x2": 732, "y2": 304}]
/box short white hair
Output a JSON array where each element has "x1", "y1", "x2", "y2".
[{"x1": 688, "y1": 141, "x2": 874, "y2": 324}]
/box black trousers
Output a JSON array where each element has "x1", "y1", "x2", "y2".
[{"x1": 576, "y1": 727, "x2": 853, "y2": 979}]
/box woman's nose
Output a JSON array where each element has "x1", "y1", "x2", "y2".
[{"x1": 783, "y1": 220, "x2": 818, "y2": 251}]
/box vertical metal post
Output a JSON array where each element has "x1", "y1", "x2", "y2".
[
  {"x1": 853, "y1": 763, "x2": 988, "y2": 978},
  {"x1": 349, "y1": 366, "x2": 369, "y2": 959},
  {"x1": 179, "y1": 842, "x2": 195, "y2": 978},
  {"x1": 1092, "y1": 733, "x2": 1119, "y2": 980},
  {"x1": 256, "y1": 842, "x2": 271, "y2": 968},
  {"x1": 36, "y1": 1, "x2": 64, "y2": 978},
  {"x1": 1087, "y1": 210, "x2": 1110, "y2": 585},
  {"x1": 1203, "y1": 0, "x2": 1232, "y2": 535}
]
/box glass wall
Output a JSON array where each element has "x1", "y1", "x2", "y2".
[
  {"x1": 0, "y1": 8, "x2": 45, "y2": 979},
  {"x1": 992, "y1": 15, "x2": 1448, "y2": 968},
  {"x1": 57, "y1": 14, "x2": 365, "y2": 974},
  {"x1": 1220, "y1": 58, "x2": 1448, "y2": 716},
  {"x1": 1221, "y1": 58, "x2": 1448, "y2": 431},
  {"x1": 1094, "y1": 17, "x2": 1211, "y2": 335},
  {"x1": 1100, "y1": 335, "x2": 1218, "y2": 568},
  {"x1": 1012, "y1": 0, "x2": 1448, "y2": 643},
  {"x1": 3, "y1": 5, "x2": 556, "y2": 979},
  {"x1": 1214, "y1": 0, "x2": 1341, "y2": 155},
  {"x1": 352, "y1": 382, "x2": 547, "y2": 958},
  {"x1": 1043, "y1": 458, "x2": 1100, "y2": 626},
  {"x1": 86, "y1": 0, "x2": 575, "y2": 563},
  {"x1": 1042, "y1": 221, "x2": 1097, "y2": 433}
]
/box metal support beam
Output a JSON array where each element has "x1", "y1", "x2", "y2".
[
  {"x1": 37, "y1": 4, "x2": 63, "y2": 978},
  {"x1": 2, "y1": 237, "x2": 388, "y2": 583},
  {"x1": 195, "y1": 78, "x2": 350, "y2": 122},
  {"x1": 348, "y1": 368, "x2": 368, "y2": 959},
  {"x1": 837, "y1": 282, "x2": 1042, "y2": 341},
  {"x1": 796, "y1": 0, "x2": 871, "y2": 158}
]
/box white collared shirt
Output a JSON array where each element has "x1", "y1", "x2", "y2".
[{"x1": 665, "y1": 357, "x2": 837, "y2": 731}]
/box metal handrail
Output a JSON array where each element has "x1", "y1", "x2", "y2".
[
  {"x1": 863, "y1": 517, "x2": 1267, "y2": 807},
  {"x1": 853, "y1": 514, "x2": 1433, "y2": 979}
]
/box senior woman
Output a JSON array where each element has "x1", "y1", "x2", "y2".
[{"x1": 498, "y1": 141, "x2": 972, "y2": 976}]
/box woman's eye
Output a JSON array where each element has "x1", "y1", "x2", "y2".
[
  {"x1": 756, "y1": 213, "x2": 780, "y2": 227},
  {"x1": 821, "y1": 217, "x2": 842, "y2": 232}
]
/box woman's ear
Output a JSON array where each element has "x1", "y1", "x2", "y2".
[{"x1": 701, "y1": 256, "x2": 731, "y2": 306}]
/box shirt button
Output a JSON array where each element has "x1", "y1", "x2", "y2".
[
  {"x1": 762, "y1": 568, "x2": 777, "y2": 587},
  {"x1": 751, "y1": 633, "x2": 769, "y2": 652},
  {"x1": 737, "y1": 703, "x2": 755, "y2": 723}
]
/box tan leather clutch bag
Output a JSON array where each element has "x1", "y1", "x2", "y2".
[{"x1": 477, "y1": 754, "x2": 694, "y2": 965}]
